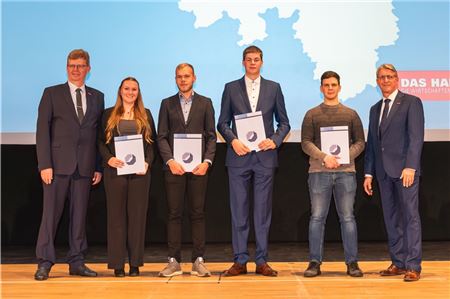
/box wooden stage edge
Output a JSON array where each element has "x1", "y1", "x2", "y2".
[{"x1": 2, "y1": 261, "x2": 450, "y2": 299}]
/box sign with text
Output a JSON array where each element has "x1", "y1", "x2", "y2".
[{"x1": 398, "y1": 71, "x2": 450, "y2": 101}]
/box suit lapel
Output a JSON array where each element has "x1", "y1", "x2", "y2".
[
  {"x1": 255, "y1": 77, "x2": 265, "y2": 112},
  {"x1": 380, "y1": 91, "x2": 403, "y2": 135},
  {"x1": 83, "y1": 86, "x2": 95, "y2": 125},
  {"x1": 171, "y1": 94, "x2": 186, "y2": 127},
  {"x1": 238, "y1": 77, "x2": 252, "y2": 112},
  {"x1": 374, "y1": 99, "x2": 383, "y2": 137},
  {"x1": 63, "y1": 83, "x2": 80, "y2": 123},
  {"x1": 186, "y1": 93, "x2": 199, "y2": 126}
]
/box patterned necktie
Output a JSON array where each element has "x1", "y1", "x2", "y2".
[{"x1": 76, "y1": 88, "x2": 84, "y2": 123}]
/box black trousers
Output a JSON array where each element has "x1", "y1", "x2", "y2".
[
  {"x1": 36, "y1": 169, "x2": 91, "y2": 269},
  {"x1": 164, "y1": 171, "x2": 208, "y2": 262},
  {"x1": 104, "y1": 166, "x2": 151, "y2": 269}
]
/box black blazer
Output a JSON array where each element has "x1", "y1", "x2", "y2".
[
  {"x1": 98, "y1": 107, "x2": 156, "y2": 169},
  {"x1": 36, "y1": 82, "x2": 104, "y2": 177},
  {"x1": 157, "y1": 92, "x2": 216, "y2": 169}
]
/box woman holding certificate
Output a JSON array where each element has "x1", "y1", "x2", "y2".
[{"x1": 98, "y1": 77, "x2": 156, "y2": 277}]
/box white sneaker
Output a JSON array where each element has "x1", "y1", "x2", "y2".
[
  {"x1": 158, "y1": 257, "x2": 182, "y2": 277},
  {"x1": 191, "y1": 257, "x2": 211, "y2": 277}
]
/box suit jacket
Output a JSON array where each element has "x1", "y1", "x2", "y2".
[
  {"x1": 98, "y1": 107, "x2": 156, "y2": 169},
  {"x1": 217, "y1": 76, "x2": 290, "y2": 168},
  {"x1": 36, "y1": 82, "x2": 104, "y2": 177},
  {"x1": 157, "y1": 92, "x2": 216, "y2": 169},
  {"x1": 364, "y1": 90, "x2": 424, "y2": 179}
]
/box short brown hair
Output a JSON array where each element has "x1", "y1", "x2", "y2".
[
  {"x1": 321, "y1": 71, "x2": 340, "y2": 85},
  {"x1": 243, "y1": 45, "x2": 263, "y2": 61},
  {"x1": 376, "y1": 64, "x2": 397, "y2": 77},
  {"x1": 67, "y1": 49, "x2": 90, "y2": 66}
]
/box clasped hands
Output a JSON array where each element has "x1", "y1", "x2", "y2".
[{"x1": 323, "y1": 154, "x2": 340, "y2": 169}]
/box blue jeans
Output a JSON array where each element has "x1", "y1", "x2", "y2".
[{"x1": 308, "y1": 172, "x2": 358, "y2": 264}]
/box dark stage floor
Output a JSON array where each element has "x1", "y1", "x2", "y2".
[{"x1": 2, "y1": 241, "x2": 449, "y2": 264}]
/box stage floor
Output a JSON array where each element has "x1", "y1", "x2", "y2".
[
  {"x1": 2, "y1": 242, "x2": 450, "y2": 298},
  {"x1": 2, "y1": 241, "x2": 450, "y2": 264},
  {"x1": 2, "y1": 261, "x2": 450, "y2": 299}
]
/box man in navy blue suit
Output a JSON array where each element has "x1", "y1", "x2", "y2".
[
  {"x1": 34, "y1": 49, "x2": 104, "y2": 280},
  {"x1": 218, "y1": 45, "x2": 290, "y2": 276},
  {"x1": 364, "y1": 64, "x2": 424, "y2": 282}
]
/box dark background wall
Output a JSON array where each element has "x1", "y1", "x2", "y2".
[{"x1": 1, "y1": 142, "x2": 449, "y2": 247}]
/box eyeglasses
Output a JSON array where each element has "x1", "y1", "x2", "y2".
[
  {"x1": 377, "y1": 75, "x2": 397, "y2": 80},
  {"x1": 67, "y1": 64, "x2": 88, "y2": 70}
]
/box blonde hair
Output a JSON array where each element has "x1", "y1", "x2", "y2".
[
  {"x1": 105, "y1": 77, "x2": 152, "y2": 144},
  {"x1": 176, "y1": 63, "x2": 195, "y2": 75}
]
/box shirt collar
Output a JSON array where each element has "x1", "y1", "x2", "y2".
[
  {"x1": 383, "y1": 89, "x2": 398, "y2": 102},
  {"x1": 68, "y1": 81, "x2": 86, "y2": 94},
  {"x1": 245, "y1": 75, "x2": 261, "y2": 85},
  {"x1": 179, "y1": 90, "x2": 194, "y2": 103}
]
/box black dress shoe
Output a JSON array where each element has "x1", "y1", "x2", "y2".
[
  {"x1": 69, "y1": 264, "x2": 97, "y2": 277},
  {"x1": 114, "y1": 269, "x2": 125, "y2": 277},
  {"x1": 34, "y1": 266, "x2": 50, "y2": 281},
  {"x1": 129, "y1": 266, "x2": 140, "y2": 277}
]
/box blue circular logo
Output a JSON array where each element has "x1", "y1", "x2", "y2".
[
  {"x1": 182, "y1": 152, "x2": 194, "y2": 163},
  {"x1": 246, "y1": 131, "x2": 258, "y2": 142},
  {"x1": 124, "y1": 154, "x2": 137, "y2": 165},
  {"x1": 329, "y1": 144, "x2": 341, "y2": 155}
]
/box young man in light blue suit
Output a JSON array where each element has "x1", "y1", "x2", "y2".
[
  {"x1": 364, "y1": 64, "x2": 424, "y2": 282},
  {"x1": 217, "y1": 45, "x2": 290, "y2": 276}
]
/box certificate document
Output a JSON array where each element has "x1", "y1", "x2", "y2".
[
  {"x1": 114, "y1": 134, "x2": 145, "y2": 175},
  {"x1": 234, "y1": 111, "x2": 266, "y2": 152},
  {"x1": 173, "y1": 134, "x2": 202, "y2": 172},
  {"x1": 320, "y1": 126, "x2": 350, "y2": 164}
]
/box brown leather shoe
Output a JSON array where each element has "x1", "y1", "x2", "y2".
[
  {"x1": 379, "y1": 264, "x2": 406, "y2": 276},
  {"x1": 404, "y1": 270, "x2": 420, "y2": 282},
  {"x1": 255, "y1": 263, "x2": 278, "y2": 277},
  {"x1": 223, "y1": 262, "x2": 247, "y2": 276}
]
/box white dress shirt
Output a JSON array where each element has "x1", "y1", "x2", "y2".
[
  {"x1": 245, "y1": 75, "x2": 261, "y2": 112},
  {"x1": 378, "y1": 89, "x2": 399, "y2": 124},
  {"x1": 68, "y1": 81, "x2": 87, "y2": 115}
]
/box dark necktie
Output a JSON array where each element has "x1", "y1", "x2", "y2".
[
  {"x1": 379, "y1": 98, "x2": 391, "y2": 138},
  {"x1": 380, "y1": 98, "x2": 391, "y2": 125},
  {"x1": 76, "y1": 88, "x2": 84, "y2": 123}
]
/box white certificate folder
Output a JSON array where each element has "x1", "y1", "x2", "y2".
[
  {"x1": 173, "y1": 134, "x2": 202, "y2": 172},
  {"x1": 114, "y1": 134, "x2": 145, "y2": 175},
  {"x1": 234, "y1": 111, "x2": 266, "y2": 152},
  {"x1": 320, "y1": 126, "x2": 350, "y2": 164}
]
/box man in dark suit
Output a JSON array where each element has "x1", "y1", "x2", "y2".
[
  {"x1": 217, "y1": 45, "x2": 290, "y2": 276},
  {"x1": 364, "y1": 64, "x2": 424, "y2": 282},
  {"x1": 157, "y1": 63, "x2": 216, "y2": 277},
  {"x1": 35, "y1": 49, "x2": 104, "y2": 280}
]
